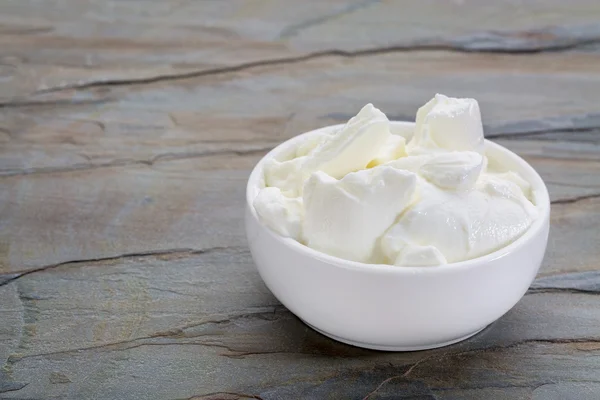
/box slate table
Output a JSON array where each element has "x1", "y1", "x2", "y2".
[{"x1": 1, "y1": 1, "x2": 600, "y2": 399}]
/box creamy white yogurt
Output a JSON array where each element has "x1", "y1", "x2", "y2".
[{"x1": 253, "y1": 95, "x2": 538, "y2": 266}]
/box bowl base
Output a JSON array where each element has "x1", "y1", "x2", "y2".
[{"x1": 302, "y1": 320, "x2": 487, "y2": 351}]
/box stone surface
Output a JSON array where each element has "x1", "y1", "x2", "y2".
[{"x1": 1, "y1": 1, "x2": 599, "y2": 399}]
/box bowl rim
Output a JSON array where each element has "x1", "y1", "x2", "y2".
[{"x1": 246, "y1": 121, "x2": 551, "y2": 274}]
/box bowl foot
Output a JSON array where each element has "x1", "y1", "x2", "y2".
[{"x1": 301, "y1": 321, "x2": 487, "y2": 351}]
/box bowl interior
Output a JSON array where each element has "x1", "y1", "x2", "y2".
[{"x1": 246, "y1": 121, "x2": 550, "y2": 273}]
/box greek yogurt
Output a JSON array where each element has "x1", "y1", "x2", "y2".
[{"x1": 253, "y1": 94, "x2": 538, "y2": 266}]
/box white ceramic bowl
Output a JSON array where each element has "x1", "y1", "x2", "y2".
[{"x1": 245, "y1": 121, "x2": 550, "y2": 351}]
